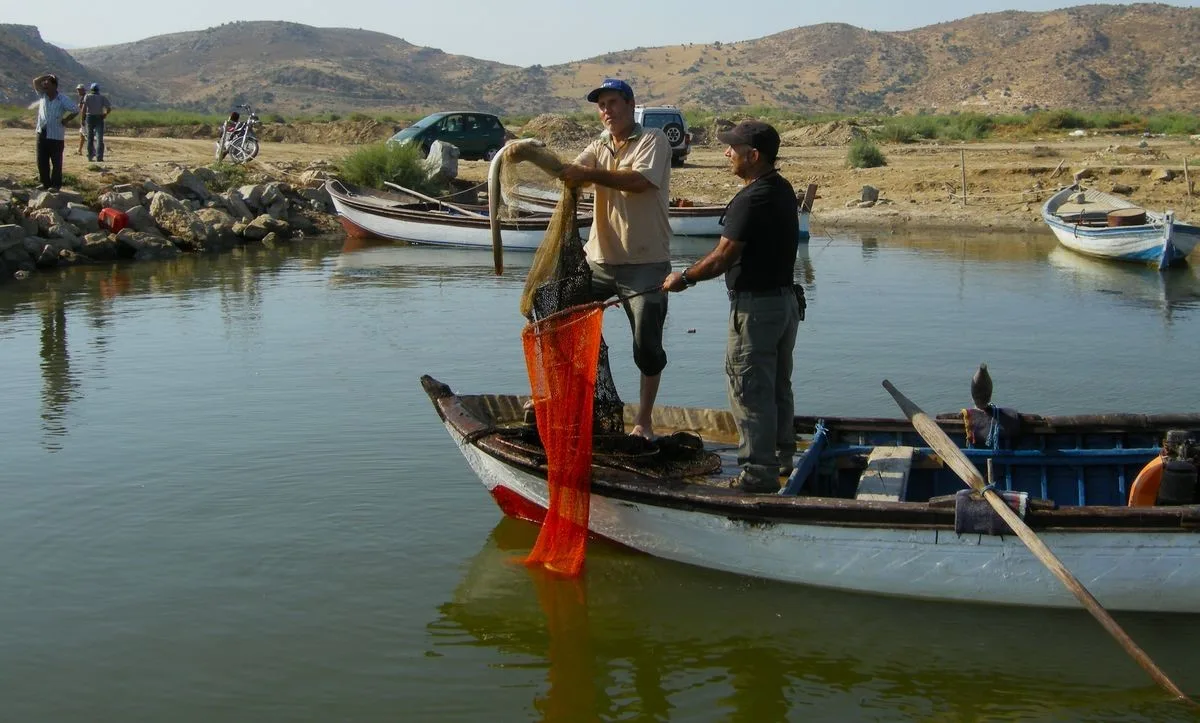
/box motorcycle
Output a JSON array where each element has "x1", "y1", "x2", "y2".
[{"x1": 215, "y1": 104, "x2": 261, "y2": 164}]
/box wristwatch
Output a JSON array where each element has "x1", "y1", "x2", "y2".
[{"x1": 680, "y1": 270, "x2": 696, "y2": 287}]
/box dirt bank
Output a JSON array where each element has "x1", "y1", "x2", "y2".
[{"x1": 2, "y1": 126, "x2": 1198, "y2": 235}]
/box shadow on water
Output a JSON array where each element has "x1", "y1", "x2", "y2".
[{"x1": 431, "y1": 518, "x2": 1200, "y2": 722}]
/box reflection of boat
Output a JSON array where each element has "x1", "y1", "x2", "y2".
[
  {"x1": 510, "y1": 183, "x2": 817, "y2": 239},
  {"x1": 1041, "y1": 185, "x2": 1200, "y2": 266},
  {"x1": 325, "y1": 179, "x2": 592, "y2": 251},
  {"x1": 430, "y1": 518, "x2": 1200, "y2": 716},
  {"x1": 1048, "y1": 245, "x2": 1200, "y2": 317},
  {"x1": 421, "y1": 375, "x2": 1200, "y2": 612}
]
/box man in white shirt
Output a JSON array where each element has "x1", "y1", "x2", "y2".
[{"x1": 32, "y1": 73, "x2": 78, "y2": 192}]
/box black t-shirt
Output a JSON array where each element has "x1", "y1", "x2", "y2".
[{"x1": 721, "y1": 171, "x2": 800, "y2": 292}]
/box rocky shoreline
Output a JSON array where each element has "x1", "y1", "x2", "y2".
[{"x1": 0, "y1": 163, "x2": 341, "y2": 281}]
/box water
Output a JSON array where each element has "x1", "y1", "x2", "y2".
[{"x1": 1, "y1": 231, "x2": 1199, "y2": 722}]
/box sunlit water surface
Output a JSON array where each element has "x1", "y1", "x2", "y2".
[{"x1": 2, "y1": 230, "x2": 1200, "y2": 722}]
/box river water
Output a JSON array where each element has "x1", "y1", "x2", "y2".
[{"x1": 2, "y1": 231, "x2": 1199, "y2": 721}]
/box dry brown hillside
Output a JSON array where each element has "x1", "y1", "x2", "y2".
[
  {"x1": 10, "y1": 3, "x2": 1200, "y2": 115},
  {"x1": 0, "y1": 25, "x2": 148, "y2": 107}
]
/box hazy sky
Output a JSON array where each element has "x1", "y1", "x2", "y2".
[{"x1": 16, "y1": 0, "x2": 1200, "y2": 66}]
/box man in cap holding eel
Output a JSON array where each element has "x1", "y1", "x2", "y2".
[
  {"x1": 662, "y1": 120, "x2": 802, "y2": 493},
  {"x1": 558, "y1": 78, "x2": 673, "y2": 440}
]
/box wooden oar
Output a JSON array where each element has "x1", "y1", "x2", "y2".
[
  {"x1": 881, "y1": 379, "x2": 1194, "y2": 705},
  {"x1": 382, "y1": 181, "x2": 488, "y2": 219}
]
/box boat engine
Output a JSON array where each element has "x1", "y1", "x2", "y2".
[{"x1": 1156, "y1": 430, "x2": 1199, "y2": 506}]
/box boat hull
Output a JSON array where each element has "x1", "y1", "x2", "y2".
[
  {"x1": 443, "y1": 419, "x2": 1200, "y2": 613},
  {"x1": 1042, "y1": 186, "x2": 1200, "y2": 264},
  {"x1": 327, "y1": 179, "x2": 591, "y2": 251}
]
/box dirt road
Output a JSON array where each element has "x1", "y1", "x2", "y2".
[{"x1": 3, "y1": 127, "x2": 1197, "y2": 235}]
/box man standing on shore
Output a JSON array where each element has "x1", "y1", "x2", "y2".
[
  {"x1": 662, "y1": 120, "x2": 802, "y2": 492},
  {"x1": 558, "y1": 78, "x2": 673, "y2": 440},
  {"x1": 32, "y1": 73, "x2": 78, "y2": 192},
  {"x1": 74, "y1": 84, "x2": 87, "y2": 156},
  {"x1": 83, "y1": 83, "x2": 112, "y2": 162}
]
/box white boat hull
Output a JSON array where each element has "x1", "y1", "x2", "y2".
[
  {"x1": 669, "y1": 209, "x2": 811, "y2": 240},
  {"x1": 331, "y1": 193, "x2": 557, "y2": 250},
  {"x1": 1042, "y1": 186, "x2": 1200, "y2": 264},
  {"x1": 1047, "y1": 220, "x2": 1200, "y2": 263},
  {"x1": 445, "y1": 421, "x2": 1200, "y2": 612}
]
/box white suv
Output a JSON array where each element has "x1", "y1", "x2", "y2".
[{"x1": 634, "y1": 105, "x2": 690, "y2": 167}]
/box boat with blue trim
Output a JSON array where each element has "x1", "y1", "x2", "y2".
[
  {"x1": 422, "y1": 374, "x2": 1200, "y2": 612},
  {"x1": 1042, "y1": 185, "x2": 1200, "y2": 267}
]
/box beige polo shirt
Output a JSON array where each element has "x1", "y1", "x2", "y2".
[{"x1": 574, "y1": 124, "x2": 672, "y2": 264}]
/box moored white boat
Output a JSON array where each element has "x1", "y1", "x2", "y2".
[
  {"x1": 326, "y1": 178, "x2": 591, "y2": 251},
  {"x1": 509, "y1": 182, "x2": 816, "y2": 239},
  {"x1": 422, "y1": 375, "x2": 1200, "y2": 613},
  {"x1": 1042, "y1": 185, "x2": 1200, "y2": 267}
]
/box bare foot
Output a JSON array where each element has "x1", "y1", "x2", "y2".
[{"x1": 629, "y1": 423, "x2": 656, "y2": 440}]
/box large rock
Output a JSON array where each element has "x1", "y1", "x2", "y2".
[
  {"x1": 195, "y1": 207, "x2": 238, "y2": 248},
  {"x1": 47, "y1": 224, "x2": 82, "y2": 251},
  {"x1": 168, "y1": 168, "x2": 210, "y2": 201},
  {"x1": 259, "y1": 182, "x2": 285, "y2": 207},
  {"x1": 297, "y1": 186, "x2": 332, "y2": 213},
  {"x1": 98, "y1": 189, "x2": 142, "y2": 211},
  {"x1": 222, "y1": 190, "x2": 254, "y2": 222},
  {"x1": 81, "y1": 232, "x2": 120, "y2": 261},
  {"x1": 192, "y1": 167, "x2": 219, "y2": 185},
  {"x1": 116, "y1": 229, "x2": 181, "y2": 260},
  {"x1": 27, "y1": 208, "x2": 66, "y2": 235},
  {"x1": 149, "y1": 191, "x2": 210, "y2": 249},
  {"x1": 242, "y1": 214, "x2": 289, "y2": 241},
  {"x1": 65, "y1": 207, "x2": 100, "y2": 233},
  {"x1": 0, "y1": 224, "x2": 26, "y2": 252},
  {"x1": 238, "y1": 184, "x2": 264, "y2": 210},
  {"x1": 27, "y1": 191, "x2": 65, "y2": 211},
  {"x1": 124, "y1": 205, "x2": 158, "y2": 234}
]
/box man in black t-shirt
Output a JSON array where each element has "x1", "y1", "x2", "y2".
[{"x1": 663, "y1": 120, "x2": 801, "y2": 493}]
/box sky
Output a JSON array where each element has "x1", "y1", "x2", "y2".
[{"x1": 14, "y1": 0, "x2": 1200, "y2": 67}]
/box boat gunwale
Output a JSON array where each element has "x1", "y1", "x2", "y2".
[{"x1": 421, "y1": 375, "x2": 1200, "y2": 533}]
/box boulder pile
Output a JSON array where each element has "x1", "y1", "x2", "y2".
[{"x1": 0, "y1": 163, "x2": 339, "y2": 277}]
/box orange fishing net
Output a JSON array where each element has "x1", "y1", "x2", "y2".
[{"x1": 521, "y1": 303, "x2": 605, "y2": 576}]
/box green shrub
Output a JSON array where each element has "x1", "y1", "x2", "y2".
[
  {"x1": 847, "y1": 138, "x2": 886, "y2": 168},
  {"x1": 208, "y1": 162, "x2": 250, "y2": 190},
  {"x1": 337, "y1": 142, "x2": 445, "y2": 194},
  {"x1": 1146, "y1": 113, "x2": 1200, "y2": 136}
]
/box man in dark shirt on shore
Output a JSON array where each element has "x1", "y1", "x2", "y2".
[{"x1": 662, "y1": 120, "x2": 801, "y2": 492}]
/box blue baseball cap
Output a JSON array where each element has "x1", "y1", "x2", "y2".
[{"x1": 586, "y1": 78, "x2": 633, "y2": 102}]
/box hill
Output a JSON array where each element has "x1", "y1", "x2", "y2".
[
  {"x1": 0, "y1": 25, "x2": 149, "y2": 107},
  {"x1": 69, "y1": 21, "x2": 512, "y2": 115},
  {"x1": 3, "y1": 4, "x2": 1199, "y2": 115}
]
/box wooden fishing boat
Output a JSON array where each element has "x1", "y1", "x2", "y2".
[
  {"x1": 325, "y1": 179, "x2": 592, "y2": 251},
  {"x1": 422, "y1": 374, "x2": 1200, "y2": 612},
  {"x1": 509, "y1": 183, "x2": 817, "y2": 239},
  {"x1": 1041, "y1": 185, "x2": 1200, "y2": 267}
]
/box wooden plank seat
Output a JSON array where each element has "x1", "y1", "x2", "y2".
[{"x1": 855, "y1": 446, "x2": 914, "y2": 502}]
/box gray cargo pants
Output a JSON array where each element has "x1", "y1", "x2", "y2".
[{"x1": 726, "y1": 289, "x2": 801, "y2": 484}]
